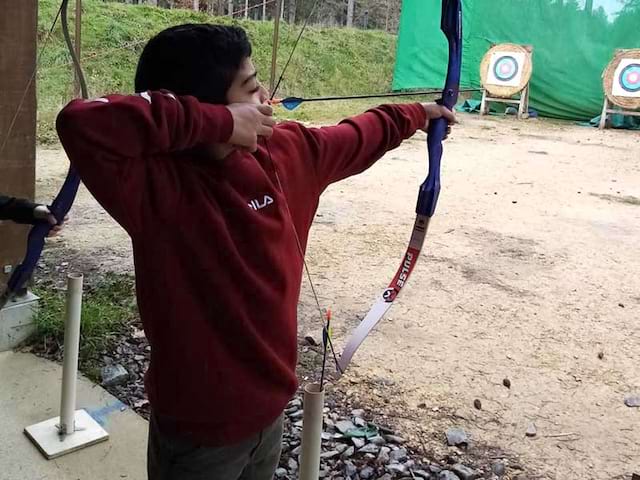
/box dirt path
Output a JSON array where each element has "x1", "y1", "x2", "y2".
[{"x1": 36, "y1": 113, "x2": 640, "y2": 479}]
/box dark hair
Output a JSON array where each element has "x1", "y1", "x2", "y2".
[{"x1": 134, "y1": 24, "x2": 252, "y2": 104}]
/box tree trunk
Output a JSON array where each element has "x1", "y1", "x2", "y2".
[
  {"x1": 262, "y1": 0, "x2": 266, "y2": 20},
  {"x1": 244, "y1": 0, "x2": 248, "y2": 18},
  {"x1": 346, "y1": 0, "x2": 355, "y2": 27},
  {"x1": 193, "y1": 0, "x2": 199, "y2": 10},
  {"x1": 288, "y1": 0, "x2": 296, "y2": 23},
  {"x1": 228, "y1": 0, "x2": 233, "y2": 16},
  {"x1": 584, "y1": 0, "x2": 593, "y2": 14}
]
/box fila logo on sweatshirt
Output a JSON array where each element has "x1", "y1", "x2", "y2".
[{"x1": 248, "y1": 195, "x2": 274, "y2": 211}]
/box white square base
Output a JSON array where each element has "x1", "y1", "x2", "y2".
[{"x1": 24, "y1": 409, "x2": 109, "y2": 459}]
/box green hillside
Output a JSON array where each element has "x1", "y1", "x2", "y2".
[{"x1": 37, "y1": 0, "x2": 402, "y2": 143}]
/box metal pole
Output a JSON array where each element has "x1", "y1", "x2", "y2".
[
  {"x1": 74, "y1": 0, "x2": 82, "y2": 97},
  {"x1": 269, "y1": 0, "x2": 282, "y2": 93},
  {"x1": 59, "y1": 273, "x2": 83, "y2": 435}
]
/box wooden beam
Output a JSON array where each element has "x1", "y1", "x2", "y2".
[{"x1": 0, "y1": 0, "x2": 38, "y2": 293}]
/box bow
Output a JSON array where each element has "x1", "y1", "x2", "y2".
[
  {"x1": 0, "y1": 0, "x2": 88, "y2": 309},
  {"x1": 335, "y1": 0, "x2": 463, "y2": 375}
]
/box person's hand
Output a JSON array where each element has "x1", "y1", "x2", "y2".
[
  {"x1": 33, "y1": 205, "x2": 68, "y2": 237},
  {"x1": 421, "y1": 103, "x2": 457, "y2": 138},
  {"x1": 227, "y1": 103, "x2": 276, "y2": 152}
]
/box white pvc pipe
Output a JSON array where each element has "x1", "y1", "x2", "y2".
[
  {"x1": 59, "y1": 273, "x2": 83, "y2": 435},
  {"x1": 299, "y1": 383, "x2": 325, "y2": 480}
]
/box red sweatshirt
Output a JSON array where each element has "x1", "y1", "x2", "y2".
[{"x1": 56, "y1": 91, "x2": 426, "y2": 446}]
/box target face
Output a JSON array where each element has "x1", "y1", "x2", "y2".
[
  {"x1": 493, "y1": 56, "x2": 519, "y2": 81},
  {"x1": 612, "y1": 59, "x2": 640, "y2": 97},
  {"x1": 487, "y1": 51, "x2": 526, "y2": 87}
]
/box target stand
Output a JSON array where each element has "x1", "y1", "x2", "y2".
[
  {"x1": 479, "y1": 43, "x2": 533, "y2": 120},
  {"x1": 599, "y1": 49, "x2": 640, "y2": 129}
]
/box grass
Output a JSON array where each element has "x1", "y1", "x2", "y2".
[
  {"x1": 36, "y1": 0, "x2": 400, "y2": 144},
  {"x1": 31, "y1": 273, "x2": 138, "y2": 372}
]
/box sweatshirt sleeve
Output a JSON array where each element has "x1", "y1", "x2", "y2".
[
  {"x1": 288, "y1": 103, "x2": 427, "y2": 192},
  {"x1": 55, "y1": 90, "x2": 234, "y2": 233},
  {"x1": 0, "y1": 195, "x2": 38, "y2": 224}
]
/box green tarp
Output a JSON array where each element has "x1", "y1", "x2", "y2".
[{"x1": 392, "y1": 0, "x2": 640, "y2": 120}]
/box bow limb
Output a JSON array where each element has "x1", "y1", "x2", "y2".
[
  {"x1": 0, "y1": 0, "x2": 87, "y2": 308},
  {"x1": 336, "y1": 0, "x2": 463, "y2": 376}
]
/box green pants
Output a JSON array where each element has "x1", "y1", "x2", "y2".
[{"x1": 147, "y1": 413, "x2": 284, "y2": 480}]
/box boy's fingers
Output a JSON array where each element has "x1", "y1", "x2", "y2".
[
  {"x1": 257, "y1": 104, "x2": 274, "y2": 116},
  {"x1": 441, "y1": 106, "x2": 457, "y2": 123},
  {"x1": 259, "y1": 126, "x2": 274, "y2": 138}
]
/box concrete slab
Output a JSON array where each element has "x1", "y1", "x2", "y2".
[
  {"x1": 0, "y1": 351, "x2": 148, "y2": 480},
  {"x1": 0, "y1": 292, "x2": 39, "y2": 352}
]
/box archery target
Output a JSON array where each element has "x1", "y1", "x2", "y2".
[
  {"x1": 487, "y1": 51, "x2": 526, "y2": 87},
  {"x1": 611, "y1": 59, "x2": 640, "y2": 97}
]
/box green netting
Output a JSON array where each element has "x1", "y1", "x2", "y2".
[{"x1": 392, "y1": 0, "x2": 640, "y2": 120}]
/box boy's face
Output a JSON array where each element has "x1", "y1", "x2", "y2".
[{"x1": 226, "y1": 57, "x2": 268, "y2": 105}]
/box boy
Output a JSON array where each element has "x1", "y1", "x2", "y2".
[{"x1": 55, "y1": 24, "x2": 455, "y2": 480}]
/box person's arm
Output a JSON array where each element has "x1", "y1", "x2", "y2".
[
  {"x1": 0, "y1": 195, "x2": 38, "y2": 224},
  {"x1": 55, "y1": 90, "x2": 235, "y2": 233},
  {"x1": 286, "y1": 102, "x2": 452, "y2": 192}
]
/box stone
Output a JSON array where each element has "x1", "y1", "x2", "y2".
[
  {"x1": 351, "y1": 408, "x2": 366, "y2": 417},
  {"x1": 384, "y1": 434, "x2": 405, "y2": 444},
  {"x1": 335, "y1": 443, "x2": 348, "y2": 454},
  {"x1": 492, "y1": 461, "x2": 506, "y2": 477},
  {"x1": 387, "y1": 463, "x2": 407, "y2": 475},
  {"x1": 360, "y1": 466, "x2": 375, "y2": 479},
  {"x1": 336, "y1": 420, "x2": 356, "y2": 434},
  {"x1": 526, "y1": 423, "x2": 537, "y2": 437},
  {"x1": 377, "y1": 446, "x2": 391, "y2": 464},
  {"x1": 354, "y1": 416, "x2": 367, "y2": 427},
  {"x1": 287, "y1": 458, "x2": 298, "y2": 471},
  {"x1": 503, "y1": 378, "x2": 511, "y2": 389},
  {"x1": 445, "y1": 428, "x2": 469, "y2": 447},
  {"x1": 100, "y1": 364, "x2": 129, "y2": 387},
  {"x1": 320, "y1": 450, "x2": 340, "y2": 459},
  {"x1": 304, "y1": 333, "x2": 321, "y2": 346},
  {"x1": 275, "y1": 467, "x2": 287, "y2": 478},
  {"x1": 438, "y1": 471, "x2": 461, "y2": 480},
  {"x1": 358, "y1": 443, "x2": 380, "y2": 454},
  {"x1": 473, "y1": 399, "x2": 482, "y2": 410},
  {"x1": 429, "y1": 465, "x2": 443, "y2": 473},
  {"x1": 344, "y1": 461, "x2": 358, "y2": 477},
  {"x1": 624, "y1": 395, "x2": 640, "y2": 407},
  {"x1": 288, "y1": 398, "x2": 302, "y2": 408},
  {"x1": 341, "y1": 446, "x2": 355, "y2": 459},
  {"x1": 291, "y1": 445, "x2": 302, "y2": 456},
  {"x1": 389, "y1": 447, "x2": 408, "y2": 463},
  {"x1": 369, "y1": 435, "x2": 387, "y2": 446},
  {"x1": 452, "y1": 463, "x2": 481, "y2": 480},
  {"x1": 352, "y1": 437, "x2": 366, "y2": 448},
  {"x1": 289, "y1": 409, "x2": 304, "y2": 419},
  {"x1": 413, "y1": 470, "x2": 432, "y2": 478}
]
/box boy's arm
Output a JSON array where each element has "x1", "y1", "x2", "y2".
[
  {"x1": 55, "y1": 90, "x2": 234, "y2": 233},
  {"x1": 293, "y1": 103, "x2": 428, "y2": 191}
]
